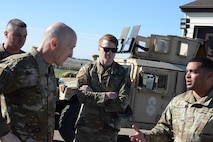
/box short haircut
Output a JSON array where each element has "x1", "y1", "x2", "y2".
[
  {"x1": 189, "y1": 56, "x2": 213, "y2": 71},
  {"x1": 99, "y1": 34, "x2": 118, "y2": 47},
  {"x1": 7, "y1": 18, "x2": 27, "y2": 28}
]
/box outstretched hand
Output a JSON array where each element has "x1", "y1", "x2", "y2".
[{"x1": 129, "y1": 125, "x2": 146, "y2": 142}]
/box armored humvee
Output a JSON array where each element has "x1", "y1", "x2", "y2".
[{"x1": 114, "y1": 25, "x2": 203, "y2": 129}]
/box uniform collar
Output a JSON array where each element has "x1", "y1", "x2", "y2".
[
  {"x1": 96, "y1": 61, "x2": 115, "y2": 74},
  {"x1": 30, "y1": 46, "x2": 51, "y2": 75},
  {"x1": 184, "y1": 88, "x2": 213, "y2": 107}
]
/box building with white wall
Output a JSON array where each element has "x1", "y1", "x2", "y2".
[{"x1": 180, "y1": 0, "x2": 213, "y2": 60}]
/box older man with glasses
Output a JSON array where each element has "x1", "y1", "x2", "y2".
[{"x1": 72, "y1": 34, "x2": 131, "y2": 142}]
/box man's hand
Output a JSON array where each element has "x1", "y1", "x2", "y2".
[
  {"x1": 79, "y1": 85, "x2": 93, "y2": 92},
  {"x1": 105, "y1": 92, "x2": 118, "y2": 100},
  {"x1": 129, "y1": 125, "x2": 146, "y2": 142},
  {"x1": 0, "y1": 131, "x2": 21, "y2": 142}
]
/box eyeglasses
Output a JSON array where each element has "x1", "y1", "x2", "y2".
[{"x1": 100, "y1": 46, "x2": 117, "y2": 53}]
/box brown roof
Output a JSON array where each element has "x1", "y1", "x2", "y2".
[{"x1": 180, "y1": 0, "x2": 213, "y2": 12}]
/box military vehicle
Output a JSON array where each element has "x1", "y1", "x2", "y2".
[
  {"x1": 55, "y1": 23, "x2": 212, "y2": 141},
  {"x1": 114, "y1": 25, "x2": 203, "y2": 129},
  {"x1": 55, "y1": 77, "x2": 80, "y2": 141}
]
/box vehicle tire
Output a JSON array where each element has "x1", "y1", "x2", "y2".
[
  {"x1": 55, "y1": 100, "x2": 69, "y2": 130},
  {"x1": 58, "y1": 96, "x2": 81, "y2": 142}
]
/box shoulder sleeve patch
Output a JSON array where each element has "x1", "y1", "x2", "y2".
[{"x1": 76, "y1": 70, "x2": 86, "y2": 78}]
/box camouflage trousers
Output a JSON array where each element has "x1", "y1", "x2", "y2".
[{"x1": 74, "y1": 126, "x2": 119, "y2": 142}]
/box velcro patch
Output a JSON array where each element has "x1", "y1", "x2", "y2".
[{"x1": 76, "y1": 70, "x2": 85, "y2": 78}]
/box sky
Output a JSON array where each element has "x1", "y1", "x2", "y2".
[{"x1": 0, "y1": 0, "x2": 193, "y2": 60}]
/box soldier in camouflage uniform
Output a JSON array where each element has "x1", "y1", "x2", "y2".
[
  {"x1": 0, "y1": 22, "x2": 77, "y2": 142},
  {"x1": 129, "y1": 57, "x2": 213, "y2": 142},
  {"x1": 0, "y1": 19, "x2": 27, "y2": 123},
  {"x1": 74, "y1": 34, "x2": 131, "y2": 142},
  {"x1": 0, "y1": 18, "x2": 27, "y2": 59}
]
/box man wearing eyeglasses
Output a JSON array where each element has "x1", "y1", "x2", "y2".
[{"x1": 74, "y1": 34, "x2": 131, "y2": 142}]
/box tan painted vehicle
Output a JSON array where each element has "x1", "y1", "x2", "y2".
[
  {"x1": 55, "y1": 77, "x2": 80, "y2": 141},
  {"x1": 115, "y1": 25, "x2": 202, "y2": 129},
  {"x1": 55, "y1": 25, "x2": 213, "y2": 141}
]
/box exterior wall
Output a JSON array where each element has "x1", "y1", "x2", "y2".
[{"x1": 182, "y1": 12, "x2": 213, "y2": 38}]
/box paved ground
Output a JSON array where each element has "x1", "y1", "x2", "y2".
[
  {"x1": 53, "y1": 128, "x2": 137, "y2": 142},
  {"x1": 53, "y1": 130, "x2": 64, "y2": 142},
  {"x1": 0, "y1": 128, "x2": 135, "y2": 142}
]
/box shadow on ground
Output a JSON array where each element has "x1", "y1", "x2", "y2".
[
  {"x1": 118, "y1": 135, "x2": 131, "y2": 142},
  {"x1": 53, "y1": 135, "x2": 131, "y2": 142}
]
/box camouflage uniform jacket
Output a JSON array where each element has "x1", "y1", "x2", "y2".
[
  {"x1": 0, "y1": 43, "x2": 26, "y2": 134},
  {"x1": 0, "y1": 47, "x2": 57, "y2": 142},
  {"x1": 76, "y1": 61, "x2": 131, "y2": 132},
  {"x1": 0, "y1": 43, "x2": 25, "y2": 60},
  {"x1": 144, "y1": 89, "x2": 213, "y2": 142}
]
